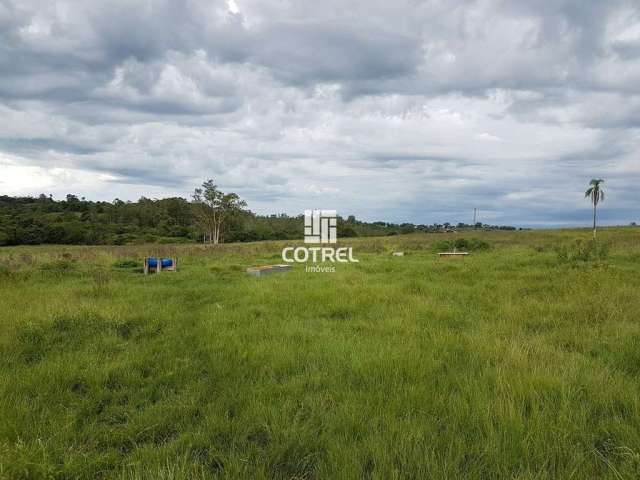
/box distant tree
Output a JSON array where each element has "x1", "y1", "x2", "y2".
[
  {"x1": 0, "y1": 192, "x2": 522, "y2": 246},
  {"x1": 585, "y1": 179, "x2": 605, "y2": 239},
  {"x1": 399, "y1": 223, "x2": 415, "y2": 234},
  {"x1": 192, "y1": 179, "x2": 247, "y2": 244}
]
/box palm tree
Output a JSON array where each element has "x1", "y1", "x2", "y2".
[{"x1": 585, "y1": 179, "x2": 605, "y2": 239}]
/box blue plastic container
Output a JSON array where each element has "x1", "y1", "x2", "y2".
[{"x1": 147, "y1": 258, "x2": 173, "y2": 268}]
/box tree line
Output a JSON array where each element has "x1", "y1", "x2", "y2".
[{"x1": 0, "y1": 180, "x2": 517, "y2": 246}]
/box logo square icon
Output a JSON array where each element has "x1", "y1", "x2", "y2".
[{"x1": 304, "y1": 209, "x2": 337, "y2": 244}]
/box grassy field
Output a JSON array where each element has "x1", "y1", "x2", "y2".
[{"x1": 1, "y1": 228, "x2": 639, "y2": 479}]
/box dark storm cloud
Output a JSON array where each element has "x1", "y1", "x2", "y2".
[
  {"x1": 0, "y1": 0, "x2": 638, "y2": 225},
  {"x1": 249, "y1": 21, "x2": 421, "y2": 86}
]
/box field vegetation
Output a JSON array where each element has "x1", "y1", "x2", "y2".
[{"x1": 1, "y1": 228, "x2": 639, "y2": 479}]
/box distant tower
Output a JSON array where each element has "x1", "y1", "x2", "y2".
[{"x1": 473, "y1": 208, "x2": 477, "y2": 225}]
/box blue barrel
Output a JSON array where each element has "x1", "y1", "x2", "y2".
[{"x1": 147, "y1": 258, "x2": 173, "y2": 268}]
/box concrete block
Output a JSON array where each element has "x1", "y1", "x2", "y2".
[
  {"x1": 438, "y1": 252, "x2": 469, "y2": 258},
  {"x1": 246, "y1": 264, "x2": 292, "y2": 277}
]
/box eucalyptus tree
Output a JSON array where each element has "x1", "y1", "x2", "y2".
[{"x1": 192, "y1": 179, "x2": 247, "y2": 244}]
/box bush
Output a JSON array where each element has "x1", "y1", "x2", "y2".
[
  {"x1": 556, "y1": 239, "x2": 609, "y2": 264},
  {"x1": 433, "y1": 238, "x2": 490, "y2": 252},
  {"x1": 433, "y1": 240, "x2": 454, "y2": 252},
  {"x1": 40, "y1": 259, "x2": 76, "y2": 273},
  {"x1": 339, "y1": 225, "x2": 358, "y2": 238},
  {"x1": 454, "y1": 238, "x2": 469, "y2": 249},
  {"x1": 468, "y1": 238, "x2": 490, "y2": 250}
]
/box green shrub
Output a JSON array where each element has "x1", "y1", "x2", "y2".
[
  {"x1": 433, "y1": 240, "x2": 454, "y2": 252},
  {"x1": 454, "y1": 238, "x2": 469, "y2": 249},
  {"x1": 468, "y1": 238, "x2": 490, "y2": 250},
  {"x1": 556, "y1": 239, "x2": 609, "y2": 264}
]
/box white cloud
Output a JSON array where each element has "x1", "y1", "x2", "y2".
[{"x1": 0, "y1": 0, "x2": 638, "y2": 225}]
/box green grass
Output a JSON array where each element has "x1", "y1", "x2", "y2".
[{"x1": 1, "y1": 228, "x2": 639, "y2": 479}]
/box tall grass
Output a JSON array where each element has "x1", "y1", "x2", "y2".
[{"x1": 0, "y1": 228, "x2": 639, "y2": 478}]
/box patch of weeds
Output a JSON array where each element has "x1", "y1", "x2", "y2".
[
  {"x1": 82, "y1": 272, "x2": 123, "y2": 299},
  {"x1": 246, "y1": 425, "x2": 271, "y2": 448},
  {"x1": 15, "y1": 312, "x2": 103, "y2": 364},
  {"x1": 137, "y1": 323, "x2": 163, "y2": 341},
  {"x1": 134, "y1": 421, "x2": 179, "y2": 446},
  {"x1": 556, "y1": 239, "x2": 609, "y2": 265},
  {"x1": 441, "y1": 316, "x2": 468, "y2": 331},
  {"x1": 180, "y1": 290, "x2": 211, "y2": 310},
  {"x1": 95, "y1": 272, "x2": 112, "y2": 285},
  {"x1": 523, "y1": 320, "x2": 554, "y2": 335},
  {"x1": 16, "y1": 323, "x2": 47, "y2": 364},
  {"x1": 327, "y1": 306, "x2": 355, "y2": 320},
  {"x1": 593, "y1": 434, "x2": 618, "y2": 460},
  {"x1": 103, "y1": 370, "x2": 124, "y2": 391},
  {"x1": 19, "y1": 253, "x2": 34, "y2": 265},
  {"x1": 597, "y1": 335, "x2": 640, "y2": 377},
  {"x1": 69, "y1": 377, "x2": 89, "y2": 395},
  {"x1": 40, "y1": 259, "x2": 76, "y2": 273},
  {"x1": 52, "y1": 313, "x2": 82, "y2": 333},
  {"x1": 405, "y1": 279, "x2": 428, "y2": 295},
  {"x1": 433, "y1": 240, "x2": 453, "y2": 252},
  {"x1": 188, "y1": 446, "x2": 225, "y2": 473},
  {"x1": 454, "y1": 238, "x2": 469, "y2": 250},
  {"x1": 467, "y1": 238, "x2": 490, "y2": 250},
  {"x1": 2, "y1": 444, "x2": 59, "y2": 480},
  {"x1": 361, "y1": 453, "x2": 375, "y2": 479},
  {"x1": 112, "y1": 318, "x2": 142, "y2": 340},
  {"x1": 268, "y1": 440, "x2": 322, "y2": 480},
  {"x1": 112, "y1": 258, "x2": 138, "y2": 268},
  {"x1": 210, "y1": 264, "x2": 243, "y2": 281},
  {"x1": 433, "y1": 238, "x2": 490, "y2": 252}
]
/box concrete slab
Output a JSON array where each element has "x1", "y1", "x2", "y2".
[
  {"x1": 438, "y1": 252, "x2": 469, "y2": 258},
  {"x1": 246, "y1": 264, "x2": 292, "y2": 277}
]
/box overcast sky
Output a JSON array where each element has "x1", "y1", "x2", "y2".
[{"x1": 0, "y1": 0, "x2": 639, "y2": 226}]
